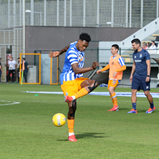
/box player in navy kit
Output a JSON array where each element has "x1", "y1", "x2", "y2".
[{"x1": 128, "y1": 38, "x2": 155, "y2": 114}]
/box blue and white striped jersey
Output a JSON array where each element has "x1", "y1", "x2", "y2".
[{"x1": 60, "y1": 41, "x2": 85, "y2": 84}]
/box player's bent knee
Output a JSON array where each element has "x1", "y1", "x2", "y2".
[{"x1": 88, "y1": 80, "x2": 98, "y2": 92}]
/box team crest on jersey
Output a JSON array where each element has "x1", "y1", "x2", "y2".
[
  {"x1": 140, "y1": 54, "x2": 142, "y2": 58},
  {"x1": 134, "y1": 56, "x2": 136, "y2": 58},
  {"x1": 111, "y1": 62, "x2": 114, "y2": 65},
  {"x1": 79, "y1": 55, "x2": 84, "y2": 62}
]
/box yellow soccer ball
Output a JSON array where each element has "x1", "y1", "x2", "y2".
[{"x1": 52, "y1": 113, "x2": 66, "y2": 127}]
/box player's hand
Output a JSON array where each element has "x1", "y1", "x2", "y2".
[
  {"x1": 113, "y1": 72, "x2": 117, "y2": 77},
  {"x1": 92, "y1": 62, "x2": 99, "y2": 70},
  {"x1": 146, "y1": 77, "x2": 150, "y2": 82},
  {"x1": 49, "y1": 51, "x2": 60, "y2": 58},
  {"x1": 97, "y1": 70, "x2": 102, "y2": 74},
  {"x1": 129, "y1": 76, "x2": 133, "y2": 82}
]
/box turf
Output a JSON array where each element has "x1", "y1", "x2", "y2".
[{"x1": 0, "y1": 83, "x2": 159, "y2": 159}]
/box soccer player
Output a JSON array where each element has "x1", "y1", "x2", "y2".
[
  {"x1": 96, "y1": 44, "x2": 126, "y2": 111},
  {"x1": 50, "y1": 33, "x2": 99, "y2": 142},
  {"x1": 128, "y1": 38, "x2": 155, "y2": 113}
]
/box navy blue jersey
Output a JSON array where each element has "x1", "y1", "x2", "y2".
[{"x1": 133, "y1": 48, "x2": 150, "y2": 77}]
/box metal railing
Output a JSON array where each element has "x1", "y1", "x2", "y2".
[{"x1": 0, "y1": 0, "x2": 159, "y2": 29}]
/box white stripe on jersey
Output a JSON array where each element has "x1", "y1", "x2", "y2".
[
  {"x1": 70, "y1": 59, "x2": 76, "y2": 62},
  {"x1": 118, "y1": 57, "x2": 125, "y2": 66},
  {"x1": 71, "y1": 61, "x2": 78, "y2": 65},
  {"x1": 71, "y1": 73, "x2": 74, "y2": 80},
  {"x1": 64, "y1": 72, "x2": 67, "y2": 81},
  {"x1": 67, "y1": 73, "x2": 70, "y2": 81},
  {"x1": 69, "y1": 48, "x2": 76, "y2": 54},
  {"x1": 67, "y1": 54, "x2": 77, "y2": 59}
]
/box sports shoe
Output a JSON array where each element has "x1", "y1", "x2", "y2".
[
  {"x1": 64, "y1": 93, "x2": 73, "y2": 103},
  {"x1": 127, "y1": 109, "x2": 137, "y2": 114},
  {"x1": 108, "y1": 105, "x2": 119, "y2": 111},
  {"x1": 145, "y1": 106, "x2": 156, "y2": 113},
  {"x1": 68, "y1": 135, "x2": 77, "y2": 142}
]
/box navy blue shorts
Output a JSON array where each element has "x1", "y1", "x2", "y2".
[{"x1": 131, "y1": 75, "x2": 150, "y2": 91}]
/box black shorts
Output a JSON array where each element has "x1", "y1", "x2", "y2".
[{"x1": 131, "y1": 75, "x2": 150, "y2": 91}]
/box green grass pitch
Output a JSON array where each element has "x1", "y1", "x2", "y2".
[{"x1": 0, "y1": 83, "x2": 159, "y2": 159}]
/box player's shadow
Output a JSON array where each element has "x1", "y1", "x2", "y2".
[
  {"x1": 57, "y1": 132, "x2": 109, "y2": 141},
  {"x1": 118, "y1": 108, "x2": 130, "y2": 111}
]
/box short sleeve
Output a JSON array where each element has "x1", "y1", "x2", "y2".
[
  {"x1": 118, "y1": 57, "x2": 125, "y2": 66},
  {"x1": 145, "y1": 51, "x2": 150, "y2": 60},
  {"x1": 67, "y1": 50, "x2": 78, "y2": 65}
]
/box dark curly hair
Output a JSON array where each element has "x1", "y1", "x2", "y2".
[{"x1": 79, "y1": 33, "x2": 91, "y2": 42}]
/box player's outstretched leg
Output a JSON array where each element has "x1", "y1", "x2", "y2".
[
  {"x1": 67, "y1": 100, "x2": 77, "y2": 142},
  {"x1": 65, "y1": 80, "x2": 98, "y2": 103}
]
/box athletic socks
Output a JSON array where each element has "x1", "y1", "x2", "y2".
[
  {"x1": 69, "y1": 132, "x2": 74, "y2": 136},
  {"x1": 73, "y1": 88, "x2": 88, "y2": 100},
  {"x1": 132, "y1": 103, "x2": 136, "y2": 110},
  {"x1": 111, "y1": 92, "x2": 118, "y2": 106},
  {"x1": 150, "y1": 102, "x2": 154, "y2": 109},
  {"x1": 132, "y1": 102, "x2": 154, "y2": 110},
  {"x1": 67, "y1": 119, "x2": 75, "y2": 136},
  {"x1": 110, "y1": 94, "x2": 114, "y2": 105}
]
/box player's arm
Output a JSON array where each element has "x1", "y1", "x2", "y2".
[
  {"x1": 72, "y1": 62, "x2": 99, "y2": 74},
  {"x1": 130, "y1": 61, "x2": 136, "y2": 82},
  {"x1": 49, "y1": 45, "x2": 70, "y2": 58},
  {"x1": 97, "y1": 64, "x2": 110, "y2": 74},
  {"x1": 146, "y1": 59, "x2": 151, "y2": 82},
  {"x1": 116, "y1": 65, "x2": 126, "y2": 72}
]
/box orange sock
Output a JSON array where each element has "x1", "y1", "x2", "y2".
[
  {"x1": 111, "y1": 92, "x2": 118, "y2": 106},
  {"x1": 110, "y1": 94, "x2": 114, "y2": 105},
  {"x1": 67, "y1": 119, "x2": 74, "y2": 133},
  {"x1": 73, "y1": 88, "x2": 88, "y2": 99}
]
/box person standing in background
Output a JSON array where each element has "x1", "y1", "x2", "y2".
[
  {"x1": 7, "y1": 57, "x2": 17, "y2": 82},
  {"x1": 17, "y1": 57, "x2": 20, "y2": 83},
  {"x1": 22, "y1": 58, "x2": 29, "y2": 83}
]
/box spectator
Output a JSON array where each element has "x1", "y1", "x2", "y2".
[
  {"x1": 7, "y1": 57, "x2": 17, "y2": 82},
  {"x1": 147, "y1": 42, "x2": 151, "y2": 49},
  {"x1": 149, "y1": 41, "x2": 156, "y2": 50},
  {"x1": 147, "y1": 41, "x2": 157, "y2": 54},
  {"x1": 22, "y1": 58, "x2": 29, "y2": 83},
  {"x1": 0, "y1": 58, "x2": 1, "y2": 82},
  {"x1": 17, "y1": 57, "x2": 20, "y2": 83},
  {"x1": 142, "y1": 42, "x2": 147, "y2": 50}
]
